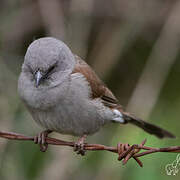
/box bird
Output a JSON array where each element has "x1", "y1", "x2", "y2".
[{"x1": 18, "y1": 37, "x2": 175, "y2": 154}]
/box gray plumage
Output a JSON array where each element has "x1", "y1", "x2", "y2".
[
  {"x1": 18, "y1": 37, "x2": 175, "y2": 139},
  {"x1": 18, "y1": 38, "x2": 114, "y2": 136}
]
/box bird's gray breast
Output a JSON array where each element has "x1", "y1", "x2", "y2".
[{"x1": 31, "y1": 73, "x2": 108, "y2": 136}]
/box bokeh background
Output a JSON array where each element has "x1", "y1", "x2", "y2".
[{"x1": 0, "y1": 0, "x2": 180, "y2": 179}]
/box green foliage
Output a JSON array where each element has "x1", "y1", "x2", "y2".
[{"x1": 1, "y1": 1, "x2": 180, "y2": 179}]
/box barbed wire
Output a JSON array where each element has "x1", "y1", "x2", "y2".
[{"x1": 0, "y1": 130, "x2": 179, "y2": 167}]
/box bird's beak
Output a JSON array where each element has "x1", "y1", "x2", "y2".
[{"x1": 35, "y1": 70, "x2": 43, "y2": 87}]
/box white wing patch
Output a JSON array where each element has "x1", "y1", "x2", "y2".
[{"x1": 112, "y1": 109, "x2": 125, "y2": 123}]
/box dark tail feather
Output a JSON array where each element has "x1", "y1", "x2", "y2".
[{"x1": 123, "y1": 112, "x2": 175, "y2": 139}]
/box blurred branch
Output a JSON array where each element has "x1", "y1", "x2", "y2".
[
  {"x1": 0, "y1": 131, "x2": 180, "y2": 167},
  {"x1": 127, "y1": 0, "x2": 180, "y2": 119},
  {"x1": 38, "y1": 0, "x2": 66, "y2": 39},
  {"x1": 89, "y1": 22, "x2": 143, "y2": 78},
  {"x1": 1, "y1": 1, "x2": 42, "y2": 44}
]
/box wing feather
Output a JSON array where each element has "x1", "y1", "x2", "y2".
[{"x1": 72, "y1": 55, "x2": 123, "y2": 110}]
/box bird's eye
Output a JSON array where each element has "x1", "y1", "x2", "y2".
[
  {"x1": 47, "y1": 64, "x2": 56, "y2": 74},
  {"x1": 44, "y1": 62, "x2": 57, "y2": 78}
]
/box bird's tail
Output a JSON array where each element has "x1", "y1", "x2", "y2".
[{"x1": 122, "y1": 112, "x2": 175, "y2": 139}]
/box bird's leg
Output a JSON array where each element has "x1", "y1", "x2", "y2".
[
  {"x1": 74, "y1": 135, "x2": 87, "y2": 156},
  {"x1": 34, "y1": 129, "x2": 52, "y2": 152}
]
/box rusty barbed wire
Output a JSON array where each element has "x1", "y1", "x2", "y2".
[{"x1": 0, "y1": 130, "x2": 180, "y2": 167}]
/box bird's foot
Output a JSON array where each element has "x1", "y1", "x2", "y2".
[
  {"x1": 34, "y1": 130, "x2": 52, "y2": 152},
  {"x1": 74, "y1": 135, "x2": 87, "y2": 156}
]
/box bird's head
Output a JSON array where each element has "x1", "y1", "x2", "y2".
[{"x1": 22, "y1": 37, "x2": 75, "y2": 88}]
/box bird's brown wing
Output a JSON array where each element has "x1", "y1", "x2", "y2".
[
  {"x1": 72, "y1": 55, "x2": 123, "y2": 110},
  {"x1": 72, "y1": 55, "x2": 176, "y2": 139}
]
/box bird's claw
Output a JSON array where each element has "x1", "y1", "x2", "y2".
[
  {"x1": 74, "y1": 142, "x2": 86, "y2": 155},
  {"x1": 34, "y1": 130, "x2": 52, "y2": 152},
  {"x1": 74, "y1": 135, "x2": 87, "y2": 156}
]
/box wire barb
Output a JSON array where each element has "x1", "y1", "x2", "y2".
[{"x1": 0, "y1": 130, "x2": 180, "y2": 167}]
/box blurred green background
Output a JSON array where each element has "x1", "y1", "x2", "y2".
[{"x1": 0, "y1": 0, "x2": 180, "y2": 179}]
